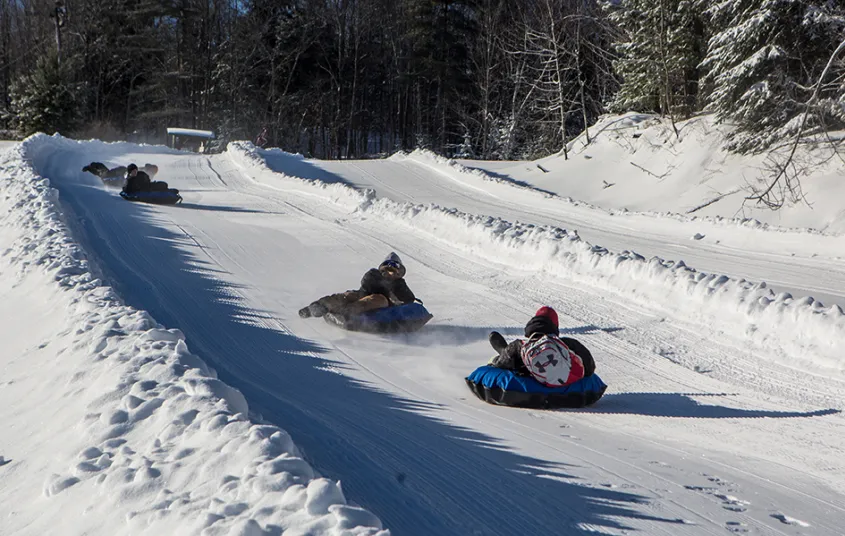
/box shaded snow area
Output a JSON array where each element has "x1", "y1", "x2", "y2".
[
  {"x1": 2, "y1": 132, "x2": 845, "y2": 535},
  {"x1": 0, "y1": 140, "x2": 385, "y2": 536}
]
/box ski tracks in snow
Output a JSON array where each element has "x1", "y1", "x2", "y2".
[{"x1": 32, "y1": 146, "x2": 845, "y2": 535}]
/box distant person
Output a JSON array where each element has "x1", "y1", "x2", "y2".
[
  {"x1": 255, "y1": 127, "x2": 269, "y2": 148},
  {"x1": 489, "y1": 306, "x2": 595, "y2": 384},
  {"x1": 299, "y1": 252, "x2": 416, "y2": 319}
]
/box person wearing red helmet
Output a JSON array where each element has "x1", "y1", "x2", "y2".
[{"x1": 489, "y1": 306, "x2": 596, "y2": 378}]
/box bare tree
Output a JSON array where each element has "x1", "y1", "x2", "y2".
[{"x1": 746, "y1": 38, "x2": 845, "y2": 209}]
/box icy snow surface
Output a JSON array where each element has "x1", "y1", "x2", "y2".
[{"x1": 1, "y1": 131, "x2": 844, "y2": 535}]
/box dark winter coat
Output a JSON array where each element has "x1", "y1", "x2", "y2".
[
  {"x1": 490, "y1": 315, "x2": 596, "y2": 378},
  {"x1": 124, "y1": 171, "x2": 152, "y2": 193},
  {"x1": 359, "y1": 268, "x2": 416, "y2": 305}
]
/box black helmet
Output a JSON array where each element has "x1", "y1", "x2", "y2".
[{"x1": 127, "y1": 163, "x2": 138, "y2": 172}]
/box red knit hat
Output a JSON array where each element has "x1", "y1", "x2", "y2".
[{"x1": 534, "y1": 306, "x2": 558, "y2": 327}]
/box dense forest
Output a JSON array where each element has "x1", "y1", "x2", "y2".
[{"x1": 1, "y1": 0, "x2": 844, "y2": 159}]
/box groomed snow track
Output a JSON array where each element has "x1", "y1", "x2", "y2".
[{"x1": 6, "y1": 135, "x2": 845, "y2": 535}]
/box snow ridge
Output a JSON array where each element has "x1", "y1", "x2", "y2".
[
  {"x1": 2, "y1": 135, "x2": 387, "y2": 535},
  {"x1": 404, "y1": 141, "x2": 831, "y2": 237},
  {"x1": 229, "y1": 141, "x2": 845, "y2": 375}
]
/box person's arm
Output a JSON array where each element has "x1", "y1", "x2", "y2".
[
  {"x1": 561, "y1": 337, "x2": 595, "y2": 377},
  {"x1": 359, "y1": 268, "x2": 382, "y2": 295},
  {"x1": 390, "y1": 278, "x2": 416, "y2": 304}
]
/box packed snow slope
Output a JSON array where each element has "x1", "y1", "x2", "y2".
[
  {"x1": 256, "y1": 123, "x2": 845, "y2": 311},
  {"x1": 466, "y1": 113, "x2": 845, "y2": 231},
  {"x1": 0, "y1": 142, "x2": 387, "y2": 536},
  {"x1": 2, "y1": 134, "x2": 845, "y2": 535}
]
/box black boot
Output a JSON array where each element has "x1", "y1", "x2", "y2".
[
  {"x1": 489, "y1": 331, "x2": 508, "y2": 353},
  {"x1": 308, "y1": 302, "x2": 329, "y2": 318}
]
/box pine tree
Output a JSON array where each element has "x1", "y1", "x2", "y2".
[
  {"x1": 403, "y1": 0, "x2": 479, "y2": 154},
  {"x1": 6, "y1": 54, "x2": 81, "y2": 136},
  {"x1": 701, "y1": 0, "x2": 845, "y2": 151},
  {"x1": 607, "y1": 0, "x2": 707, "y2": 122}
]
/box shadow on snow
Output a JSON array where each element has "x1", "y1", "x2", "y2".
[
  {"x1": 589, "y1": 392, "x2": 840, "y2": 419},
  {"x1": 43, "y1": 152, "x2": 777, "y2": 535},
  {"x1": 259, "y1": 148, "x2": 355, "y2": 187}
]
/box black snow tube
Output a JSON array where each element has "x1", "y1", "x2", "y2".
[
  {"x1": 465, "y1": 366, "x2": 607, "y2": 409},
  {"x1": 120, "y1": 189, "x2": 182, "y2": 205}
]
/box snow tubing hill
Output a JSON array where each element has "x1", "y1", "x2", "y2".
[
  {"x1": 466, "y1": 366, "x2": 607, "y2": 409},
  {"x1": 120, "y1": 189, "x2": 182, "y2": 205},
  {"x1": 324, "y1": 303, "x2": 433, "y2": 334}
]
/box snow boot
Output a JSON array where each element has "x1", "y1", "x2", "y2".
[
  {"x1": 308, "y1": 302, "x2": 329, "y2": 318},
  {"x1": 489, "y1": 331, "x2": 508, "y2": 353}
]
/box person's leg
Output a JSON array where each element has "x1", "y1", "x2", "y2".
[
  {"x1": 344, "y1": 294, "x2": 389, "y2": 315},
  {"x1": 299, "y1": 291, "x2": 361, "y2": 318},
  {"x1": 489, "y1": 331, "x2": 508, "y2": 353},
  {"x1": 489, "y1": 337, "x2": 524, "y2": 370}
]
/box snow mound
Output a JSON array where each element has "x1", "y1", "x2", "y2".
[
  {"x1": 229, "y1": 141, "x2": 845, "y2": 376},
  {"x1": 0, "y1": 135, "x2": 388, "y2": 535}
]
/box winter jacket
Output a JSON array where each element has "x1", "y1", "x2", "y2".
[
  {"x1": 490, "y1": 315, "x2": 596, "y2": 378},
  {"x1": 359, "y1": 268, "x2": 416, "y2": 305},
  {"x1": 123, "y1": 171, "x2": 152, "y2": 193}
]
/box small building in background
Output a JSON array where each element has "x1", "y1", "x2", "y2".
[{"x1": 166, "y1": 127, "x2": 216, "y2": 153}]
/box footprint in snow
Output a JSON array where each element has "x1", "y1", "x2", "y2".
[
  {"x1": 684, "y1": 485, "x2": 718, "y2": 492},
  {"x1": 706, "y1": 475, "x2": 733, "y2": 486},
  {"x1": 771, "y1": 513, "x2": 810, "y2": 527},
  {"x1": 726, "y1": 521, "x2": 749, "y2": 533},
  {"x1": 716, "y1": 493, "x2": 750, "y2": 512}
]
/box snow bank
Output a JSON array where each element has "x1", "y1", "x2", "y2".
[
  {"x1": 0, "y1": 135, "x2": 387, "y2": 535},
  {"x1": 230, "y1": 142, "x2": 845, "y2": 375},
  {"x1": 473, "y1": 112, "x2": 845, "y2": 234},
  {"x1": 227, "y1": 141, "x2": 373, "y2": 211},
  {"x1": 406, "y1": 144, "x2": 830, "y2": 237}
]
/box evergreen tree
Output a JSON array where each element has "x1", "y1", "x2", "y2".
[
  {"x1": 404, "y1": 0, "x2": 479, "y2": 154},
  {"x1": 5, "y1": 54, "x2": 80, "y2": 136},
  {"x1": 701, "y1": 0, "x2": 845, "y2": 151},
  {"x1": 607, "y1": 0, "x2": 707, "y2": 121}
]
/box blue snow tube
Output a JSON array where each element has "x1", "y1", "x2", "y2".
[
  {"x1": 324, "y1": 303, "x2": 433, "y2": 334},
  {"x1": 466, "y1": 366, "x2": 607, "y2": 409},
  {"x1": 120, "y1": 189, "x2": 182, "y2": 205}
]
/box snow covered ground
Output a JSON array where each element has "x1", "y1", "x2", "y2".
[{"x1": 1, "y1": 131, "x2": 844, "y2": 535}]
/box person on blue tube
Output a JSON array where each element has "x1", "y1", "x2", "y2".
[{"x1": 299, "y1": 252, "x2": 416, "y2": 319}]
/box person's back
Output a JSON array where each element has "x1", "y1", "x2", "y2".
[
  {"x1": 489, "y1": 306, "x2": 596, "y2": 378},
  {"x1": 123, "y1": 163, "x2": 151, "y2": 193}
]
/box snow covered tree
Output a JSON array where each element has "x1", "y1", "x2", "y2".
[
  {"x1": 701, "y1": 0, "x2": 845, "y2": 152},
  {"x1": 607, "y1": 0, "x2": 707, "y2": 124},
  {"x1": 404, "y1": 0, "x2": 479, "y2": 155},
  {"x1": 5, "y1": 54, "x2": 80, "y2": 136}
]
